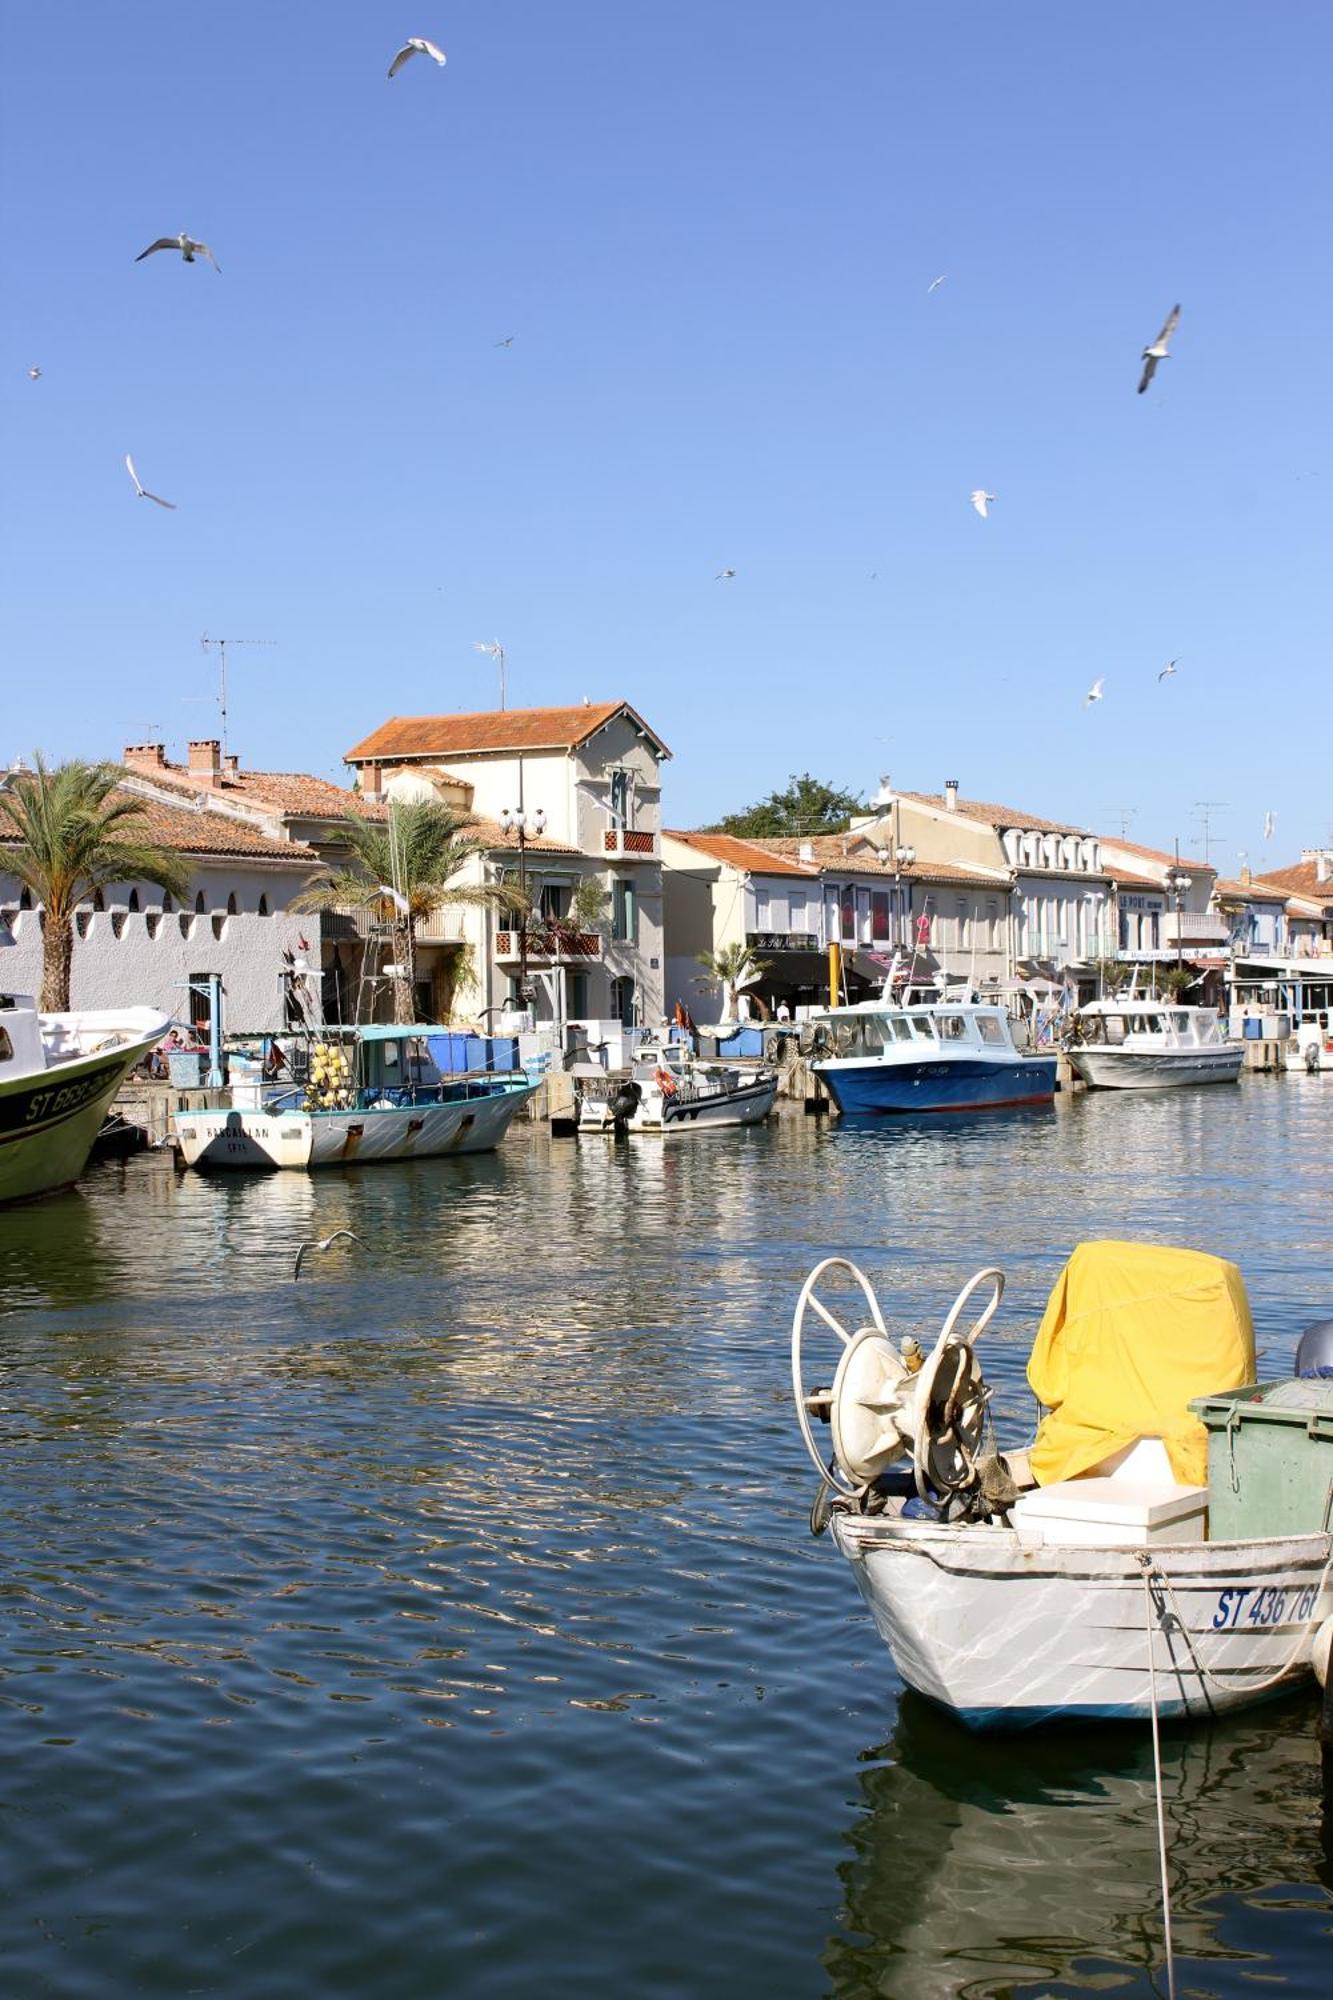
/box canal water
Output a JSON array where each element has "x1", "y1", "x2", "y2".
[{"x1": 2, "y1": 1077, "x2": 1331, "y2": 1998}]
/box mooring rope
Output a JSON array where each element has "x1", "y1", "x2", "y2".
[
  {"x1": 1146, "y1": 1539, "x2": 1333, "y2": 1698},
  {"x1": 1137, "y1": 1553, "x2": 1177, "y2": 2000}
]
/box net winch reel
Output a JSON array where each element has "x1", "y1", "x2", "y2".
[{"x1": 791, "y1": 1258, "x2": 1004, "y2": 1513}]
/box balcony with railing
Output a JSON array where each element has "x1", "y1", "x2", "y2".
[
  {"x1": 1161, "y1": 911, "x2": 1231, "y2": 948},
  {"x1": 494, "y1": 927, "x2": 604, "y2": 966},
  {"x1": 602, "y1": 826, "x2": 659, "y2": 862}
]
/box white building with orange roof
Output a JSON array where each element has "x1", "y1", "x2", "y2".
[
  {"x1": 856, "y1": 780, "x2": 1111, "y2": 987},
  {"x1": 343, "y1": 702, "x2": 670, "y2": 1030},
  {"x1": 1, "y1": 755, "x2": 320, "y2": 1034},
  {"x1": 661, "y1": 825, "x2": 1013, "y2": 1017}
]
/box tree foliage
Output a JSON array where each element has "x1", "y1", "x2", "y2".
[
  {"x1": 0, "y1": 756, "x2": 192, "y2": 1010},
  {"x1": 295, "y1": 798, "x2": 523, "y2": 1023},
  {"x1": 705, "y1": 773, "x2": 865, "y2": 839}
]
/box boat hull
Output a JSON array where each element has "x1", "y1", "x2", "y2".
[
  {"x1": 831, "y1": 1512, "x2": 1333, "y2": 1729},
  {"x1": 0, "y1": 1026, "x2": 165, "y2": 1204},
  {"x1": 1068, "y1": 1046, "x2": 1243, "y2": 1089},
  {"x1": 175, "y1": 1082, "x2": 537, "y2": 1171},
  {"x1": 579, "y1": 1074, "x2": 778, "y2": 1132},
  {"x1": 815, "y1": 1054, "x2": 1057, "y2": 1115}
]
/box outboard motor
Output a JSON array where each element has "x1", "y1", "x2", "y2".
[
  {"x1": 1296, "y1": 1318, "x2": 1333, "y2": 1379},
  {"x1": 609, "y1": 1078, "x2": 642, "y2": 1131}
]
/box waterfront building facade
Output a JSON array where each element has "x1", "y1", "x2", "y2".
[
  {"x1": 1, "y1": 765, "x2": 317, "y2": 1033},
  {"x1": 661, "y1": 827, "x2": 1010, "y2": 1017},
  {"x1": 343, "y1": 703, "x2": 670, "y2": 1029}
]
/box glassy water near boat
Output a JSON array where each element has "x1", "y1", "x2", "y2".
[{"x1": 1, "y1": 1078, "x2": 1330, "y2": 1997}]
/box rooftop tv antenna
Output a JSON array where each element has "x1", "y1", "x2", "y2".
[
  {"x1": 199, "y1": 635, "x2": 276, "y2": 758},
  {"x1": 473, "y1": 639, "x2": 506, "y2": 710},
  {"x1": 1190, "y1": 799, "x2": 1230, "y2": 866}
]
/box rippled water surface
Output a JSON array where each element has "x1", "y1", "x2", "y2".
[{"x1": 2, "y1": 1078, "x2": 1331, "y2": 1997}]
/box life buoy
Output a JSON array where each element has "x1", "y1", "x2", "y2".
[{"x1": 655, "y1": 1066, "x2": 678, "y2": 1096}]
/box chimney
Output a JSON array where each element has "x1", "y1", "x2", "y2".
[
  {"x1": 1317, "y1": 852, "x2": 1330, "y2": 885},
  {"x1": 1240, "y1": 863, "x2": 1252, "y2": 887},
  {"x1": 124, "y1": 742, "x2": 167, "y2": 772},
  {"x1": 944, "y1": 779, "x2": 959, "y2": 813},
  {"x1": 188, "y1": 739, "x2": 222, "y2": 787},
  {"x1": 360, "y1": 764, "x2": 382, "y2": 796},
  {"x1": 223, "y1": 753, "x2": 240, "y2": 777}
]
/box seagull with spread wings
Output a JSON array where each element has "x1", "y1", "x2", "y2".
[
  {"x1": 927, "y1": 275, "x2": 946, "y2": 294},
  {"x1": 136, "y1": 231, "x2": 220, "y2": 272},
  {"x1": 970, "y1": 490, "x2": 995, "y2": 519},
  {"x1": 1137, "y1": 305, "x2": 1180, "y2": 393},
  {"x1": 125, "y1": 455, "x2": 176, "y2": 510},
  {"x1": 293, "y1": 1230, "x2": 361, "y2": 1281},
  {"x1": 715, "y1": 567, "x2": 736, "y2": 580},
  {"x1": 28, "y1": 365, "x2": 41, "y2": 381},
  {"x1": 1084, "y1": 677, "x2": 1105, "y2": 707},
  {"x1": 1158, "y1": 658, "x2": 1179, "y2": 682},
  {"x1": 388, "y1": 38, "x2": 446, "y2": 77}
]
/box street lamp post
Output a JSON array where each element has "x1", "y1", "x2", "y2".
[
  {"x1": 1166, "y1": 853, "x2": 1193, "y2": 977},
  {"x1": 499, "y1": 800, "x2": 547, "y2": 1013},
  {"x1": 893, "y1": 844, "x2": 916, "y2": 950}
]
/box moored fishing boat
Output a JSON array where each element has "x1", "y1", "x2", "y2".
[
  {"x1": 810, "y1": 995, "x2": 1057, "y2": 1114},
  {"x1": 576, "y1": 1037, "x2": 777, "y2": 1133},
  {"x1": 174, "y1": 1024, "x2": 538, "y2": 1171},
  {"x1": 792, "y1": 1241, "x2": 1333, "y2": 1729},
  {"x1": 0, "y1": 989, "x2": 168, "y2": 1204},
  {"x1": 1065, "y1": 998, "x2": 1242, "y2": 1089}
]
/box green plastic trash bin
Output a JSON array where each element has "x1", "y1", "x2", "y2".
[{"x1": 1191, "y1": 1380, "x2": 1333, "y2": 1540}]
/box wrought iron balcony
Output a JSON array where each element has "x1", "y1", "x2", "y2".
[
  {"x1": 602, "y1": 827, "x2": 659, "y2": 861},
  {"x1": 494, "y1": 928, "x2": 604, "y2": 965}
]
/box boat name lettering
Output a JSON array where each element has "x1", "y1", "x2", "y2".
[
  {"x1": 20, "y1": 1061, "x2": 122, "y2": 1127},
  {"x1": 1211, "y1": 1583, "x2": 1320, "y2": 1630}
]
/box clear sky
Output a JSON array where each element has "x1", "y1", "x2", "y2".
[{"x1": 3, "y1": 2, "x2": 1330, "y2": 870}]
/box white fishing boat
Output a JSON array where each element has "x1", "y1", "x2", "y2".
[
  {"x1": 1065, "y1": 998, "x2": 1241, "y2": 1089},
  {"x1": 174, "y1": 1024, "x2": 538, "y2": 1171},
  {"x1": 792, "y1": 1241, "x2": 1333, "y2": 1730},
  {"x1": 576, "y1": 1038, "x2": 777, "y2": 1133},
  {"x1": 0, "y1": 989, "x2": 169, "y2": 1204}
]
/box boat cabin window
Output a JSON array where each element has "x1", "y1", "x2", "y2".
[
  {"x1": 0, "y1": 1028, "x2": 12, "y2": 1062},
  {"x1": 976, "y1": 1014, "x2": 1005, "y2": 1045},
  {"x1": 831, "y1": 1017, "x2": 887, "y2": 1057},
  {"x1": 887, "y1": 1016, "x2": 913, "y2": 1042},
  {"x1": 909, "y1": 1016, "x2": 935, "y2": 1040},
  {"x1": 1102, "y1": 1015, "x2": 1125, "y2": 1044},
  {"x1": 1171, "y1": 1012, "x2": 1191, "y2": 1034},
  {"x1": 1130, "y1": 1013, "x2": 1162, "y2": 1035},
  {"x1": 935, "y1": 1014, "x2": 969, "y2": 1042}
]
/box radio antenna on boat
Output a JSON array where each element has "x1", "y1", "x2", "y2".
[{"x1": 199, "y1": 635, "x2": 276, "y2": 759}]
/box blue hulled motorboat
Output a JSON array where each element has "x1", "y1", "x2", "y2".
[{"x1": 810, "y1": 996, "x2": 1057, "y2": 1115}]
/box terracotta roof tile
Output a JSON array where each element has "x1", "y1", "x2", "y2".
[
  {"x1": 0, "y1": 785, "x2": 315, "y2": 862},
  {"x1": 897, "y1": 791, "x2": 1087, "y2": 836},
  {"x1": 664, "y1": 830, "x2": 819, "y2": 877},
  {"x1": 345, "y1": 702, "x2": 671, "y2": 763},
  {"x1": 754, "y1": 836, "x2": 1008, "y2": 887},
  {"x1": 1101, "y1": 835, "x2": 1216, "y2": 876},
  {"x1": 134, "y1": 762, "x2": 387, "y2": 822},
  {"x1": 1255, "y1": 860, "x2": 1333, "y2": 902}
]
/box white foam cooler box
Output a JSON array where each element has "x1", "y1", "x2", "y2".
[{"x1": 1011, "y1": 1477, "x2": 1208, "y2": 1548}]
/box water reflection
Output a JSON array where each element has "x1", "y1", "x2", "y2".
[{"x1": 825, "y1": 1694, "x2": 1333, "y2": 2000}]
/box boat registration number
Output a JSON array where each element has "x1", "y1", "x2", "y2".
[{"x1": 1211, "y1": 1583, "x2": 1322, "y2": 1629}]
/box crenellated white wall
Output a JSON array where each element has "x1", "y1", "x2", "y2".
[{"x1": 0, "y1": 860, "x2": 315, "y2": 1032}]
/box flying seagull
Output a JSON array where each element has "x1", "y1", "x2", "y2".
[
  {"x1": 1157, "y1": 658, "x2": 1179, "y2": 682},
  {"x1": 135, "y1": 232, "x2": 220, "y2": 272},
  {"x1": 293, "y1": 1230, "x2": 361, "y2": 1281},
  {"x1": 970, "y1": 490, "x2": 995, "y2": 519},
  {"x1": 1137, "y1": 304, "x2": 1181, "y2": 394},
  {"x1": 27, "y1": 365, "x2": 41, "y2": 381},
  {"x1": 927, "y1": 275, "x2": 946, "y2": 294},
  {"x1": 1263, "y1": 810, "x2": 1275, "y2": 841},
  {"x1": 388, "y1": 38, "x2": 446, "y2": 77},
  {"x1": 715, "y1": 567, "x2": 735, "y2": 580},
  {"x1": 1084, "y1": 677, "x2": 1105, "y2": 707},
  {"x1": 124, "y1": 454, "x2": 176, "y2": 509},
  {"x1": 494, "y1": 335, "x2": 515, "y2": 348}
]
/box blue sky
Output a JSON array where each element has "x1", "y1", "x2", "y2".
[{"x1": 3, "y1": 2, "x2": 1330, "y2": 868}]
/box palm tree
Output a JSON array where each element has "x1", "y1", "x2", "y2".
[
  {"x1": 295, "y1": 797, "x2": 524, "y2": 1024},
  {"x1": 694, "y1": 941, "x2": 771, "y2": 1023},
  {"x1": 0, "y1": 756, "x2": 192, "y2": 1010}
]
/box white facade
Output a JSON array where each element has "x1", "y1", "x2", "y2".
[{"x1": 0, "y1": 859, "x2": 315, "y2": 1033}]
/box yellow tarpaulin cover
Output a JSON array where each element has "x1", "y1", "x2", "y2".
[{"x1": 1027, "y1": 1241, "x2": 1256, "y2": 1488}]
